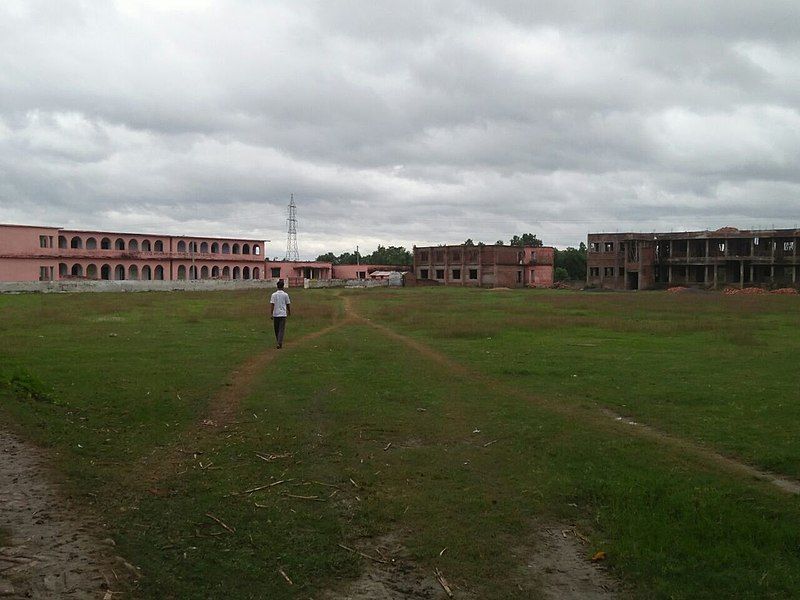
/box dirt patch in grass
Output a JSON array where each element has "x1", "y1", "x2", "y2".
[
  {"x1": 0, "y1": 430, "x2": 132, "y2": 598},
  {"x1": 514, "y1": 525, "x2": 620, "y2": 599},
  {"x1": 321, "y1": 534, "x2": 469, "y2": 599}
]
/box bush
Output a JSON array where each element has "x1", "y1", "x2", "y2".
[
  {"x1": 554, "y1": 267, "x2": 570, "y2": 282},
  {"x1": 8, "y1": 370, "x2": 52, "y2": 402}
]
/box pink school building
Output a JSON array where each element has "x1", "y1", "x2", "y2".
[
  {"x1": 264, "y1": 261, "x2": 410, "y2": 286},
  {"x1": 0, "y1": 224, "x2": 266, "y2": 282}
]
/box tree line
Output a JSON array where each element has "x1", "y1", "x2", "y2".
[
  {"x1": 316, "y1": 245, "x2": 413, "y2": 266},
  {"x1": 315, "y1": 236, "x2": 587, "y2": 280}
]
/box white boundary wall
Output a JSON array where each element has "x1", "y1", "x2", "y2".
[
  {"x1": 0, "y1": 279, "x2": 279, "y2": 294},
  {"x1": 304, "y1": 279, "x2": 390, "y2": 289}
]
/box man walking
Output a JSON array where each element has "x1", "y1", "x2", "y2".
[{"x1": 270, "y1": 279, "x2": 291, "y2": 349}]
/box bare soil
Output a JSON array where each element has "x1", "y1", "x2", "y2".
[
  {"x1": 0, "y1": 431, "x2": 129, "y2": 599},
  {"x1": 513, "y1": 526, "x2": 620, "y2": 599},
  {"x1": 321, "y1": 534, "x2": 469, "y2": 600}
]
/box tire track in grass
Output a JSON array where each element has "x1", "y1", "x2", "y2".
[
  {"x1": 142, "y1": 303, "x2": 354, "y2": 485},
  {"x1": 345, "y1": 295, "x2": 800, "y2": 496}
]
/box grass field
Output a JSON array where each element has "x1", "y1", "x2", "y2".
[{"x1": 1, "y1": 287, "x2": 799, "y2": 599}]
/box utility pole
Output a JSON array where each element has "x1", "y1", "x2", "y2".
[{"x1": 356, "y1": 245, "x2": 359, "y2": 265}]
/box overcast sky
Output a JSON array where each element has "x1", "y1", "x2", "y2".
[{"x1": 1, "y1": 1, "x2": 799, "y2": 257}]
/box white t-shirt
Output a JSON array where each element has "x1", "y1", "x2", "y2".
[{"x1": 270, "y1": 290, "x2": 291, "y2": 317}]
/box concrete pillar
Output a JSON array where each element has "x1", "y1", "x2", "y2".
[
  {"x1": 713, "y1": 264, "x2": 718, "y2": 289},
  {"x1": 668, "y1": 265, "x2": 672, "y2": 285},
  {"x1": 740, "y1": 261, "x2": 745, "y2": 288},
  {"x1": 749, "y1": 264, "x2": 754, "y2": 285}
]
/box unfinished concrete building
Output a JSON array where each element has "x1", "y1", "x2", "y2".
[
  {"x1": 587, "y1": 227, "x2": 800, "y2": 290},
  {"x1": 413, "y1": 244, "x2": 554, "y2": 288}
]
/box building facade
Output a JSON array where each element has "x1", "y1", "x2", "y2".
[
  {"x1": 264, "y1": 260, "x2": 410, "y2": 287},
  {"x1": 0, "y1": 224, "x2": 266, "y2": 282},
  {"x1": 587, "y1": 227, "x2": 800, "y2": 290},
  {"x1": 412, "y1": 244, "x2": 554, "y2": 288}
]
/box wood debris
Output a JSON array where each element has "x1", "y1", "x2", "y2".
[
  {"x1": 254, "y1": 451, "x2": 292, "y2": 462},
  {"x1": 337, "y1": 544, "x2": 389, "y2": 564},
  {"x1": 482, "y1": 439, "x2": 498, "y2": 447},
  {"x1": 283, "y1": 493, "x2": 326, "y2": 502},
  {"x1": 227, "y1": 479, "x2": 293, "y2": 496},
  {"x1": 205, "y1": 513, "x2": 235, "y2": 534},
  {"x1": 278, "y1": 568, "x2": 293, "y2": 585},
  {"x1": 434, "y1": 567, "x2": 454, "y2": 597}
]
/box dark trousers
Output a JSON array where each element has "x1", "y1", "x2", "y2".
[{"x1": 273, "y1": 317, "x2": 287, "y2": 346}]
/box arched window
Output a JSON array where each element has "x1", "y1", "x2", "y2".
[
  {"x1": 86, "y1": 237, "x2": 97, "y2": 250},
  {"x1": 189, "y1": 265, "x2": 198, "y2": 280},
  {"x1": 177, "y1": 265, "x2": 187, "y2": 280},
  {"x1": 201, "y1": 265, "x2": 209, "y2": 279},
  {"x1": 128, "y1": 265, "x2": 138, "y2": 280},
  {"x1": 71, "y1": 263, "x2": 83, "y2": 276},
  {"x1": 114, "y1": 265, "x2": 125, "y2": 280},
  {"x1": 154, "y1": 265, "x2": 164, "y2": 280},
  {"x1": 222, "y1": 266, "x2": 230, "y2": 279},
  {"x1": 243, "y1": 244, "x2": 250, "y2": 255},
  {"x1": 59, "y1": 263, "x2": 68, "y2": 277},
  {"x1": 222, "y1": 243, "x2": 230, "y2": 254},
  {"x1": 87, "y1": 264, "x2": 98, "y2": 279},
  {"x1": 154, "y1": 240, "x2": 163, "y2": 252},
  {"x1": 254, "y1": 245, "x2": 261, "y2": 255},
  {"x1": 232, "y1": 243, "x2": 240, "y2": 254},
  {"x1": 177, "y1": 240, "x2": 187, "y2": 252},
  {"x1": 233, "y1": 266, "x2": 241, "y2": 279},
  {"x1": 190, "y1": 241, "x2": 198, "y2": 253},
  {"x1": 253, "y1": 267, "x2": 260, "y2": 279},
  {"x1": 115, "y1": 238, "x2": 125, "y2": 250},
  {"x1": 70, "y1": 236, "x2": 83, "y2": 249},
  {"x1": 200, "y1": 242, "x2": 209, "y2": 253},
  {"x1": 142, "y1": 265, "x2": 151, "y2": 280},
  {"x1": 141, "y1": 240, "x2": 151, "y2": 251},
  {"x1": 212, "y1": 266, "x2": 220, "y2": 278},
  {"x1": 58, "y1": 236, "x2": 67, "y2": 249},
  {"x1": 243, "y1": 266, "x2": 250, "y2": 279},
  {"x1": 211, "y1": 242, "x2": 219, "y2": 253},
  {"x1": 101, "y1": 264, "x2": 111, "y2": 280},
  {"x1": 101, "y1": 237, "x2": 111, "y2": 250},
  {"x1": 129, "y1": 239, "x2": 139, "y2": 252}
]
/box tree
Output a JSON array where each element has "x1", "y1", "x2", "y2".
[
  {"x1": 510, "y1": 233, "x2": 543, "y2": 247},
  {"x1": 495, "y1": 240, "x2": 504, "y2": 245},
  {"x1": 554, "y1": 267, "x2": 569, "y2": 281},
  {"x1": 363, "y1": 245, "x2": 412, "y2": 266},
  {"x1": 464, "y1": 238, "x2": 475, "y2": 246},
  {"x1": 316, "y1": 252, "x2": 337, "y2": 263},
  {"x1": 554, "y1": 244, "x2": 587, "y2": 280},
  {"x1": 315, "y1": 245, "x2": 412, "y2": 266}
]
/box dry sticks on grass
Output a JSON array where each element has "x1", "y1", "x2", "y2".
[
  {"x1": 226, "y1": 479, "x2": 293, "y2": 497},
  {"x1": 434, "y1": 567, "x2": 454, "y2": 598},
  {"x1": 205, "y1": 513, "x2": 235, "y2": 534},
  {"x1": 337, "y1": 544, "x2": 389, "y2": 565}
]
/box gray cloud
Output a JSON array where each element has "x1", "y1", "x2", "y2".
[{"x1": 1, "y1": 0, "x2": 799, "y2": 256}]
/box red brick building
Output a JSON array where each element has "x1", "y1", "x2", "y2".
[
  {"x1": 412, "y1": 244, "x2": 554, "y2": 288},
  {"x1": 587, "y1": 227, "x2": 800, "y2": 290}
]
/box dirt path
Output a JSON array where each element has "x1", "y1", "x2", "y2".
[
  {"x1": 345, "y1": 295, "x2": 800, "y2": 498},
  {"x1": 0, "y1": 431, "x2": 126, "y2": 599},
  {"x1": 141, "y1": 314, "x2": 353, "y2": 485}
]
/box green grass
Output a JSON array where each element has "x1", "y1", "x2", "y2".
[
  {"x1": 1, "y1": 288, "x2": 800, "y2": 599},
  {"x1": 355, "y1": 287, "x2": 800, "y2": 477}
]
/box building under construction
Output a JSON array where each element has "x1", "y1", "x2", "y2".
[
  {"x1": 413, "y1": 244, "x2": 554, "y2": 288},
  {"x1": 586, "y1": 227, "x2": 800, "y2": 290}
]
